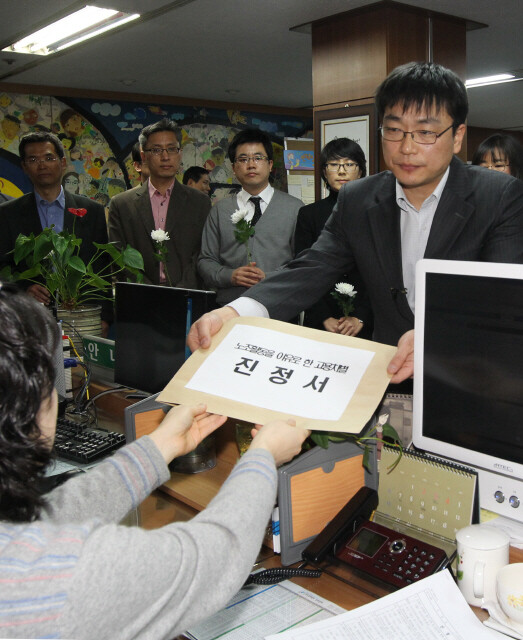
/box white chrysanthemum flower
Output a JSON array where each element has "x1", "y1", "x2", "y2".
[
  {"x1": 151, "y1": 229, "x2": 170, "y2": 242},
  {"x1": 231, "y1": 208, "x2": 249, "y2": 224},
  {"x1": 335, "y1": 282, "x2": 356, "y2": 297}
]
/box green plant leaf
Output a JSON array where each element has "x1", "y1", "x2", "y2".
[
  {"x1": 87, "y1": 273, "x2": 111, "y2": 289},
  {"x1": 65, "y1": 269, "x2": 83, "y2": 296},
  {"x1": 33, "y1": 234, "x2": 54, "y2": 264},
  {"x1": 10, "y1": 229, "x2": 144, "y2": 310},
  {"x1": 326, "y1": 433, "x2": 352, "y2": 442},
  {"x1": 0, "y1": 265, "x2": 14, "y2": 280},
  {"x1": 15, "y1": 264, "x2": 43, "y2": 280},
  {"x1": 51, "y1": 232, "x2": 70, "y2": 258},
  {"x1": 382, "y1": 423, "x2": 402, "y2": 445},
  {"x1": 13, "y1": 233, "x2": 36, "y2": 264},
  {"x1": 130, "y1": 270, "x2": 144, "y2": 283},
  {"x1": 94, "y1": 241, "x2": 121, "y2": 260},
  {"x1": 68, "y1": 255, "x2": 86, "y2": 273},
  {"x1": 385, "y1": 445, "x2": 403, "y2": 474},
  {"x1": 362, "y1": 445, "x2": 370, "y2": 471},
  {"x1": 122, "y1": 245, "x2": 145, "y2": 270},
  {"x1": 46, "y1": 272, "x2": 60, "y2": 293},
  {"x1": 310, "y1": 432, "x2": 330, "y2": 448}
]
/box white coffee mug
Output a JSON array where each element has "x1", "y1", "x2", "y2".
[
  {"x1": 455, "y1": 524, "x2": 510, "y2": 606},
  {"x1": 496, "y1": 563, "x2": 523, "y2": 624}
]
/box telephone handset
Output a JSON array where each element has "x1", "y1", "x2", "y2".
[
  {"x1": 302, "y1": 486, "x2": 379, "y2": 564},
  {"x1": 302, "y1": 486, "x2": 449, "y2": 590}
]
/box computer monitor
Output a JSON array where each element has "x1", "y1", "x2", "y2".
[
  {"x1": 114, "y1": 283, "x2": 216, "y2": 394},
  {"x1": 412, "y1": 259, "x2": 523, "y2": 524}
]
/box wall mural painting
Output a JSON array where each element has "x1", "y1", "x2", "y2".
[{"x1": 0, "y1": 91, "x2": 311, "y2": 206}]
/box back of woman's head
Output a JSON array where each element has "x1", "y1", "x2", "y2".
[{"x1": 0, "y1": 284, "x2": 59, "y2": 521}]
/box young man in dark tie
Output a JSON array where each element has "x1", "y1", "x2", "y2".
[{"x1": 198, "y1": 129, "x2": 303, "y2": 306}]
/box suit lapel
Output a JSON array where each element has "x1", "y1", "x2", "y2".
[
  {"x1": 63, "y1": 192, "x2": 77, "y2": 232},
  {"x1": 134, "y1": 182, "x2": 155, "y2": 236},
  {"x1": 367, "y1": 184, "x2": 413, "y2": 323},
  {"x1": 424, "y1": 157, "x2": 474, "y2": 258},
  {"x1": 367, "y1": 192, "x2": 404, "y2": 289},
  {"x1": 19, "y1": 193, "x2": 44, "y2": 236},
  {"x1": 165, "y1": 180, "x2": 185, "y2": 237}
]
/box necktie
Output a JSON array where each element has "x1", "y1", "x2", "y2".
[{"x1": 249, "y1": 196, "x2": 262, "y2": 226}]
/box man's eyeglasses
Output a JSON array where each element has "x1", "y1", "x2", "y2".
[
  {"x1": 24, "y1": 155, "x2": 60, "y2": 165},
  {"x1": 379, "y1": 124, "x2": 454, "y2": 145},
  {"x1": 479, "y1": 162, "x2": 510, "y2": 172},
  {"x1": 325, "y1": 162, "x2": 359, "y2": 173},
  {"x1": 144, "y1": 147, "x2": 181, "y2": 156},
  {"x1": 234, "y1": 155, "x2": 269, "y2": 165}
]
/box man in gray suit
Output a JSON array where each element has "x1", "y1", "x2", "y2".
[
  {"x1": 198, "y1": 129, "x2": 302, "y2": 306},
  {"x1": 108, "y1": 119, "x2": 210, "y2": 288},
  {"x1": 188, "y1": 62, "x2": 523, "y2": 382}
]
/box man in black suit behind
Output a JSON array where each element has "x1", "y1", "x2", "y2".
[
  {"x1": 0, "y1": 132, "x2": 112, "y2": 333},
  {"x1": 188, "y1": 62, "x2": 523, "y2": 382}
]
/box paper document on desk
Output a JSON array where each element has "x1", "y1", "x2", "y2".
[
  {"x1": 159, "y1": 317, "x2": 395, "y2": 433},
  {"x1": 266, "y1": 570, "x2": 504, "y2": 640},
  {"x1": 186, "y1": 579, "x2": 345, "y2": 640}
]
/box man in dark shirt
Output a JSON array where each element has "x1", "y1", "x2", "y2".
[{"x1": 0, "y1": 131, "x2": 111, "y2": 333}]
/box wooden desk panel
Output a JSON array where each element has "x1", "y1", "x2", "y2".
[{"x1": 160, "y1": 459, "x2": 235, "y2": 511}]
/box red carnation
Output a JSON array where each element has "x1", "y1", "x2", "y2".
[{"x1": 68, "y1": 207, "x2": 87, "y2": 217}]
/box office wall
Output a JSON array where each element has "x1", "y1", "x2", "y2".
[{"x1": 0, "y1": 89, "x2": 312, "y2": 203}]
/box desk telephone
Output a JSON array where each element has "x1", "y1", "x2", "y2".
[{"x1": 302, "y1": 487, "x2": 449, "y2": 590}]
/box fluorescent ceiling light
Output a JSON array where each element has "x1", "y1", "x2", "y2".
[
  {"x1": 2, "y1": 6, "x2": 140, "y2": 56},
  {"x1": 465, "y1": 73, "x2": 516, "y2": 88}
]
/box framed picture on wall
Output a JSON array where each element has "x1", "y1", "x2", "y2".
[{"x1": 313, "y1": 104, "x2": 377, "y2": 200}]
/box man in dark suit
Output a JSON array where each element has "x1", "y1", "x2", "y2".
[
  {"x1": 0, "y1": 131, "x2": 112, "y2": 332},
  {"x1": 188, "y1": 62, "x2": 523, "y2": 382},
  {"x1": 108, "y1": 119, "x2": 210, "y2": 288}
]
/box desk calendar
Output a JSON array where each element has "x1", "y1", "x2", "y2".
[{"x1": 374, "y1": 446, "x2": 479, "y2": 558}]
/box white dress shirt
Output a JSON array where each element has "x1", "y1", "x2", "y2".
[{"x1": 236, "y1": 183, "x2": 274, "y2": 221}]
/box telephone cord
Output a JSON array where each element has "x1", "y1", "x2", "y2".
[{"x1": 244, "y1": 567, "x2": 322, "y2": 586}]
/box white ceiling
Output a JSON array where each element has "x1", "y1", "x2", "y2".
[{"x1": 0, "y1": 0, "x2": 521, "y2": 130}]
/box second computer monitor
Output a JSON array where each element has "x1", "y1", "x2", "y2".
[{"x1": 114, "y1": 283, "x2": 216, "y2": 394}]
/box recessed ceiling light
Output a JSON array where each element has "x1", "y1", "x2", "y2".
[
  {"x1": 2, "y1": 6, "x2": 140, "y2": 56},
  {"x1": 465, "y1": 73, "x2": 516, "y2": 88}
]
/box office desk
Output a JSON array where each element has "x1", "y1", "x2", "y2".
[
  {"x1": 133, "y1": 469, "x2": 523, "y2": 626},
  {"x1": 79, "y1": 377, "x2": 523, "y2": 625}
]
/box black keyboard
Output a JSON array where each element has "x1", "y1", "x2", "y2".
[{"x1": 54, "y1": 416, "x2": 126, "y2": 464}]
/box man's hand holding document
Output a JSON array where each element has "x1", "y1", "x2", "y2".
[{"x1": 160, "y1": 317, "x2": 397, "y2": 434}]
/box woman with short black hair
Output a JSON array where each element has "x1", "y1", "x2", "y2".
[{"x1": 0, "y1": 284, "x2": 308, "y2": 639}]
